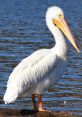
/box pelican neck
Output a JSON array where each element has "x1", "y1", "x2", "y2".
[{"x1": 51, "y1": 27, "x2": 67, "y2": 58}]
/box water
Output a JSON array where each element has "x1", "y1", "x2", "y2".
[{"x1": 0, "y1": 0, "x2": 82, "y2": 115}]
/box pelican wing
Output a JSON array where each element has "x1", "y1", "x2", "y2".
[{"x1": 4, "y1": 49, "x2": 57, "y2": 103}]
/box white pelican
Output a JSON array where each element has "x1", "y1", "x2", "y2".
[{"x1": 3, "y1": 6, "x2": 80, "y2": 111}]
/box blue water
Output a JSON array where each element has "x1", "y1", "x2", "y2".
[{"x1": 0, "y1": 0, "x2": 82, "y2": 115}]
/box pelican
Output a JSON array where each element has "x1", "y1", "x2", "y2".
[{"x1": 3, "y1": 6, "x2": 80, "y2": 111}]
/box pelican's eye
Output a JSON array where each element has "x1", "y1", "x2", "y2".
[
  {"x1": 59, "y1": 14, "x2": 63, "y2": 19},
  {"x1": 59, "y1": 14, "x2": 62, "y2": 18}
]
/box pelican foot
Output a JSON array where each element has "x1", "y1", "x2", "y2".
[{"x1": 38, "y1": 108, "x2": 47, "y2": 112}]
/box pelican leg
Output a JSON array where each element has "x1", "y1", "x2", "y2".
[
  {"x1": 38, "y1": 94, "x2": 46, "y2": 111},
  {"x1": 32, "y1": 94, "x2": 37, "y2": 111}
]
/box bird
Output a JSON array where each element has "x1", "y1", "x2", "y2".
[{"x1": 3, "y1": 6, "x2": 80, "y2": 111}]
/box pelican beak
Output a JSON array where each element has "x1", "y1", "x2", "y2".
[{"x1": 53, "y1": 16, "x2": 80, "y2": 53}]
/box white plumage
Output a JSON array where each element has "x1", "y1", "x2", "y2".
[{"x1": 3, "y1": 6, "x2": 79, "y2": 111}]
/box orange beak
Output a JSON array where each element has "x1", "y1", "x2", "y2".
[{"x1": 53, "y1": 16, "x2": 80, "y2": 53}]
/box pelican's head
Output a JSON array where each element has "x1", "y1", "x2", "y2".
[{"x1": 46, "y1": 6, "x2": 80, "y2": 53}]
